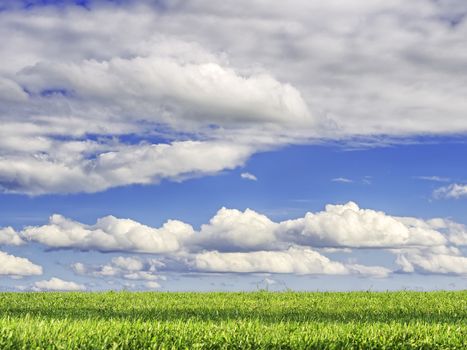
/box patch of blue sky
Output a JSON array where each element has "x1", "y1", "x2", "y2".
[
  {"x1": 39, "y1": 88, "x2": 74, "y2": 98},
  {"x1": 2, "y1": 136, "x2": 466, "y2": 232}
]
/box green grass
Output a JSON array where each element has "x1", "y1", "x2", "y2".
[{"x1": 0, "y1": 291, "x2": 465, "y2": 349}]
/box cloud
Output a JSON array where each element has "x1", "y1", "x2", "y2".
[
  {"x1": 144, "y1": 0, "x2": 467, "y2": 136},
  {"x1": 23, "y1": 214, "x2": 194, "y2": 253},
  {"x1": 191, "y1": 246, "x2": 390, "y2": 277},
  {"x1": 0, "y1": 51, "x2": 303, "y2": 195},
  {"x1": 33, "y1": 277, "x2": 86, "y2": 291},
  {"x1": 145, "y1": 281, "x2": 162, "y2": 289},
  {"x1": 0, "y1": 227, "x2": 24, "y2": 245},
  {"x1": 331, "y1": 177, "x2": 353, "y2": 183},
  {"x1": 22, "y1": 201, "x2": 464, "y2": 254},
  {"x1": 240, "y1": 172, "x2": 257, "y2": 181},
  {"x1": 434, "y1": 183, "x2": 467, "y2": 199},
  {"x1": 279, "y1": 202, "x2": 447, "y2": 248},
  {"x1": 0, "y1": 6, "x2": 313, "y2": 195},
  {"x1": 193, "y1": 207, "x2": 278, "y2": 251},
  {"x1": 396, "y1": 216, "x2": 467, "y2": 247},
  {"x1": 414, "y1": 176, "x2": 451, "y2": 182},
  {"x1": 16, "y1": 201, "x2": 467, "y2": 277},
  {"x1": 19, "y1": 57, "x2": 313, "y2": 129},
  {"x1": 395, "y1": 246, "x2": 467, "y2": 275},
  {"x1": 0, "y1": 251, "x2": 42, "y2": 277},
  {"x1": 0, "y1": 141, "x2": 254, "y2": 195},
  {"x1": 72, "y1": 256, "x2": 165, "y2": 281},
  {"x1": 0, "y1": 77, "x2": 28, "y2": 102},
  {"x1": 1, "y1": 1, "x2": 467, "y2": 194},
  {"x1": 193, "y1": 202, "x2": 455, "y2": 253}
]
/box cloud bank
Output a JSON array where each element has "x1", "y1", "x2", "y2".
[
  {"x1": 9, "y1": 201, "x2": 466, "y2": 278},
  {"x1": 1, "y1": 1, "x2": 467, "y2": 194}
]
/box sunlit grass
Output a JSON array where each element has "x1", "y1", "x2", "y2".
[{"x1": 0, "y1": 291, "x2": 465, "y2": 349}]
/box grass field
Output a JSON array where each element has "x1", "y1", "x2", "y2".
[{"x1": 0, "y1": 291, "x2": 465, "y2": 349}]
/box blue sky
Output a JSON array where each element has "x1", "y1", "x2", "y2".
[{"x1": 0, "y1": 0, "x2": 466, "y2": 291}]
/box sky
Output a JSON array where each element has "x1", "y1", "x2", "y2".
[{"x1": 0, "y1": 0, "x2": 466, "y2": 292}]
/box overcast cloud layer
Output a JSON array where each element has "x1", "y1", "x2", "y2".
[{"x1": 1, "y1": 0, "x2": 467, "y2": 194}]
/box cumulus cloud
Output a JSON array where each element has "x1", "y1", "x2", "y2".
[
  {"x1": 191, "y1": 247, "x2": 390, "y2": 277},
  {"x1": 193, "y1": 207, "x2": 278, "y2": 251},
  {"x1": 279, "y1": 202, "x2": 447, "y2": 248},
  {"x1": 193, "y1": 203, "x2": 456, "y2": 253},
  {"x1": 22, "y1": 201, "x2": 464, "y2": 255},
  {"x1": 0, "y1": 251, "x2": 42, "y2": 277},
  {"x1": 23, "y1": 214, "x2": 194, "y2": 253},
  {"x1": 33, "y1": 277, "x2": 86, "y2": 291},
  {"x1": 395, "y1": 216, "x2": 467, "y2": 247},
  {"x1": 395, "y1": 246, "x2": 467, "y2": 275},
  {"x1": 0, "y1": 227, "x2": 24, "y2": 245},
  {"x1": 0, "y1": 1, "x2": 467, "y2": 194},
  {"x1": 72, "y1": 256, "x2": 165, "y2": 281},
  {"x1": 17, "y1": 201, "x2": 467, "y2": 278},
  {"x1": 434, "y1": 184, "x2": 467, "y2": 199},
  {"x1": 240, "y1": 172, "x2": 258, "y2": 181}
]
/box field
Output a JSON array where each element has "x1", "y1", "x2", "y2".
[{"x1": 0, "y1": 291, "x2": 465, "y2": 349}]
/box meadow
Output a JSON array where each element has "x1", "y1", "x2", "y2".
[{"x1": 0, "y1": 291, "x2": 465, "y2": 349}]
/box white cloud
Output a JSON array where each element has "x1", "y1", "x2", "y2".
[
  {"x1": 72, "y1": 256, "x2": 164, "y2": 281},
  {"x1": 0, "y1": 227, "x2": 24, "y2": 245},
  {"x1": 193, "y1": 207, "x2": 278, "y2": 251},
  {"x1": 19, "y1": 57, "x2": 313, "y2": 129},
  {"x1": 12, "y1": 201, "x2": 467, "y2": 278},
  {"x1": 0, "y1": 2, "x2": 467, "y2": 194},
  {"x1": 395, "y1": 246, "x2": 467, "y2": 275},
  {"x1": 33, "y1": 277, "x2": 86, "y2": 291},
  {"x1": 240, "y1": 172, "x2": 258, "y2": 181},
  {"x1": 434, "y1": 184, "x2": 467, "y2": 199},
  {"x1": 279, "y1": 202, "x2": 447, "y2": 248},
  {"x1": 111, "y1": 256, "x2": 145, "y2": 271},
  {"x1": 148, "y1": 0, "x2": 467, "y2": 136},
  {"x1": 192, "y1": 202, "x2": 457, "y2": 253},
  {"x1": 145, "y1": 281, "x2": 162, "y2": 289},
  {"x1": 192, "y1": 246, "x2": 390, "y2": 277},
  {"x1": 0, "y1": 6, "x2": 313, "y2": 195},
  {"x1": 21, "y1": 201, "x2": 465, "y2": 257},
  {"x1": 0, "y1": 141, "x2": 254, "y2": 195},
  {"x1": 23, "y1": 214, "x2": 194, "y2": 253},
  {"x1": 0, "y1": 251, "x2": 42, "y2": 277},
  {"x1": 320, "y1": 247, "x2": 352, "y2": 253},
  {"x1": 331, "y1": 177, "x2": 353, "y2": 183},
  {"x1": 414, "y1": 176, "x2": 450, "y2": 182},
  {"x1": 347, "y1": 264, "x2": 391, "y2": 278},
  {"x1": 396, "y1": 216, "x2": 467, "y2": 247}
]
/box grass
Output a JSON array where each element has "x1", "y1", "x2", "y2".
[{"x1": 0, "y1": 291, "x2": 465, "y2": 349}]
